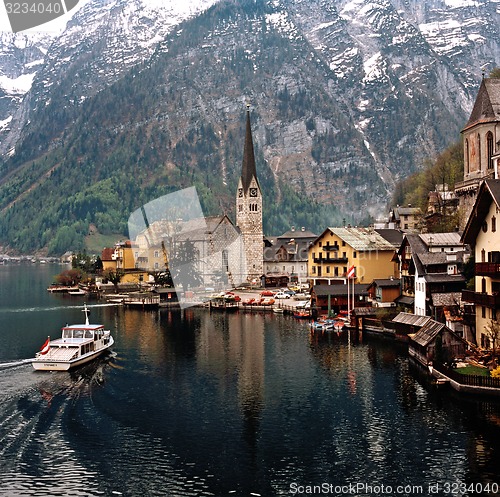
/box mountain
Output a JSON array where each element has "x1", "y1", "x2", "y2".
[{"x1": 0, "y1": 0, "x2": 499, "y2": 254}]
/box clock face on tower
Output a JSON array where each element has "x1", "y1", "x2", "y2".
[
  {"x1": 249, "y1": 187, "x2": 258, "y2": 197},
  {"x1": 238, "y1": 188, "x2": 243, "y2": 198}
]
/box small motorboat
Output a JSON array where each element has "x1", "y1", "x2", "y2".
[{"x1": 32, "y1": 304, "x2": 114, "y2": 371}]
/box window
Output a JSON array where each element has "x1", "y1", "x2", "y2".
[
  {"x1": 492, "y1": 216, "x2": 496, "y2": 233},
  {"x1": 326, "y1": 266, "x2": 330, "y2": 274},
  {"x1": 487, "y1": 131, "x2": 494, "y2": 170},
  {"x1": 465, "y1": 139, "x2": 470, "y2": 174},
  {"x1": 222, "y1": 249, "x2": 229, "y2": 272},
  {"x1": 154, "y1": 262, "x2": 159, "y2": 269},
  {"x1": 482, "y1": 306, "x2": 486, "y2": 319},
  {"x1": 238, "y1": 205, "x2": 243, "y2": 212},
  {"x1": 319, "y1": 242, "x2": 322, "y2": 247},
  {"x1": 342, "y1": 241, "x2": 346, "y2": 247},
  {"x1": 334, "y1": 267, "x2": 339, "y2": 276},
  {"x1": 312, "y1": 266, "x2": 316, "y2": 274},
  {"x1": 482, "y1": 278, "x2": 487, "y2": 294},
  {"x1": 353, "y1": 252, "x2": 357, "y2": 258},
  {"x1": 483, "y1": 221, "x2": 488, "y2": 233},
  {"x1": 482, "y1": 249, "x2": 486, "y2": 263},
  {"x1": 478, "y1": 133, "x2": 481, "y2": 171},
  {"x1": 154, "y1": 250, "x2": 159, "y2": 258}
]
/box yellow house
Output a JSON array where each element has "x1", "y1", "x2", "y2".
[
  {"x1": 462, "y1": 180, "x2": 500, "y2": 347},
  {"x1": 101, "y1": 241, "x2": 149, "y2": 284},
  {"x1": 308, "y1": 227, "x2": 398, "y2": 285}
]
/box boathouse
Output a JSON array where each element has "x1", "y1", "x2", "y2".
[{"x1": 408, "y1": 320, "x2": 467, "y2": 367}]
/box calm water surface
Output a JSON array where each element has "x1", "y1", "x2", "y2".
[{"x1": 1, "y1": 264, "x2": 500, "y2": 496}]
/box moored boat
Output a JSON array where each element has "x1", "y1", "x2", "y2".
[{"x1": 32, "y1": 304, "x2": 114, "y2": 371}]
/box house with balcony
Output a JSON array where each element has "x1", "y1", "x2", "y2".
[
  {"x1": 396, "y1": 233, "x2": 468, "y2": 319},
  {"x1": 461, "y1": 179, "x2": 500, "y2": 347},
  {"x1": 308, "y1": 227, "x2": 398, "y2": 286}
]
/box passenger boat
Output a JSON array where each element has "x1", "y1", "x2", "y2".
[{"x1": 32, "y1": 304, "x2": 114, "y2": 371}]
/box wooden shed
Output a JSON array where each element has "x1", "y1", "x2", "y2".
[{"x1": 408, "y1": 320, "x2": 467, "y2": 366}]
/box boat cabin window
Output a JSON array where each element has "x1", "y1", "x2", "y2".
[{"x1": 62, "y1": 329, "x2": 93, "y2": 339}]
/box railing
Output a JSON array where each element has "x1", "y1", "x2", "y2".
[
  {"x1": 462, "y1": 290, "x2": 500, "y2": 307},
  {"x1": 476, "y1": 262, "x2": 500, "y2": 277},
  {"x1": 313, "y1": 257, "x2": 348, "y2": 263},
  {"x1": 434, "y1": 363, "x2": 500, "y2": 389},
  {"x1": 454, "y1": 177, "x2": 481, "y2": 193},
  {"x1": 322, "y1": 245, "x2": 340, "y2": 252}
]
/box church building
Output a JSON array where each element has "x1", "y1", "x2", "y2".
[
  {"x1": 455, "y1": 77, "x2": 500, "y2": 228},
  {"x1": 236, "y1": 106, "x2": 264, "y2": 284}
]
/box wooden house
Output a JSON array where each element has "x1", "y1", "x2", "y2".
[{"x1": 409, "y1": 320, "x2": 467, "y2": 366}]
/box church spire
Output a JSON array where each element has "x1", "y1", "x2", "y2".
[{"x1": 241, "y1": 105, "x2": 258, "y2": 192}]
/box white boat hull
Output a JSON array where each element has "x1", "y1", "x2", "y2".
[{"x1": 32, "y1": 337, "x2": 114, "y2": 371}]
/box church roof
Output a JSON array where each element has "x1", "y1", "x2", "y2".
[
  {"x1": 240, "y1": 107, "x2": 259, "y2": 192},
  {"x1": 464, "y1": 78, "x2": 500, "y2": 129}
]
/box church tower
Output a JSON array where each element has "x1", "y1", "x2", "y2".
[
  {"x1": 236, "y1": 106, "x2": 264, "y2": 284},
  {"x1": 455, "y1": 77, "x2": 500, "y2": 229}
]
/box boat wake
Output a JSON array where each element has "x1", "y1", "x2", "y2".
[
  {"x1": 0, "y1": 358, "x2": 33, "y2": 370},
  {"x1": 0, "y1": 356, "x2": 113, "y2": 496},
  {"x1": 0, "y1": 302, "x2": 120, "y2": 314}
]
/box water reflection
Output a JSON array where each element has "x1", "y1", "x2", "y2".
[{"x1": 3, "y1": 289, "x2": 500, "y2": 495}]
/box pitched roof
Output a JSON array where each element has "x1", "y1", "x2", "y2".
[
  {"x1": 419, "y1": 232, "x2": 463, "y2": 247},
  {"x1": 417, "y1": 251, "x2": 465, "y2": 266},
  {"x1": 411, "y1": 320, "x2": 447, "y2": 347},
  {"x1": 375, "y1": 229, "x2": 404, "y2": 247},
  {"x1": 462, "y1": 179, "x2": 500, "y2": 245},
  {"x1": 312, "y1": 284, "x2": 369, "y2": 297},
  {"x1": 240, "y1": 107, "x2": 259, "y2": 192},
  {"x1": 392, "y1": 312, "x2": 431, "y2": 327},
  {"x1": 136, "y1": 215, "x2": 240, "y2": 247},
  {"x1": 101, "y1": 247, "x2": 115, "y2": 261},
  {"x1": 423, "y1": 273, "x2": 465, "y2": 284},
  {"x1": 321, "y1": 227, "x2": 396, "y2": 251},
  {"x1": 464, "y1": 78, "x2": 500, "y2": 129},
  {"x1": 431, "y1": 292, "x2": 462, "y2": 307},
  {"x1": 278, "y1": 228, "x2": 317, "y2": 240},
  {"x1": 370, "y1": 278, "x2": 400, "y2": 288}
]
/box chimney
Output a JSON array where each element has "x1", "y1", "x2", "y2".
[
  {"x1": 291, "y1": 226, "x2": 295, "y2": 232},
  {"x1": 301, "y1": 227, "x2": 305, "y2": 232}
]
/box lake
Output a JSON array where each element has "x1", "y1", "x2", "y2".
[{"x1": 0, "y1": 264, "x2": 499, "y2": 496}]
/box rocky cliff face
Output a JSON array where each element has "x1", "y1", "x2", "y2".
[
  {"x1": 0, "y1": 31, "x2": 53, "y2": 154},
  {"x1": 0, "y1": 0, "x2": 499, "y2": 252}
]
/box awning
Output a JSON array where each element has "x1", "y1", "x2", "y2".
[{"x1": 395, "y1": 295, "x2": 414, "y2": 306}]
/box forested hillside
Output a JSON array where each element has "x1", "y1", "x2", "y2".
[{"x1": 392, "y1": 141, "x2": 463, "y2": 229}]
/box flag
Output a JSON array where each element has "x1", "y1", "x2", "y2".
[
  {"x1": 347, "y1": 265, "x2": 355, "y2": 279},
  {"x1": 40, "y1": 337, "x2": 50, "y2": 355}
]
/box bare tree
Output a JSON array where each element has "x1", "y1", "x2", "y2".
[{"x1": 485, "y1": 319, "x2": 500, "y2": 367}]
